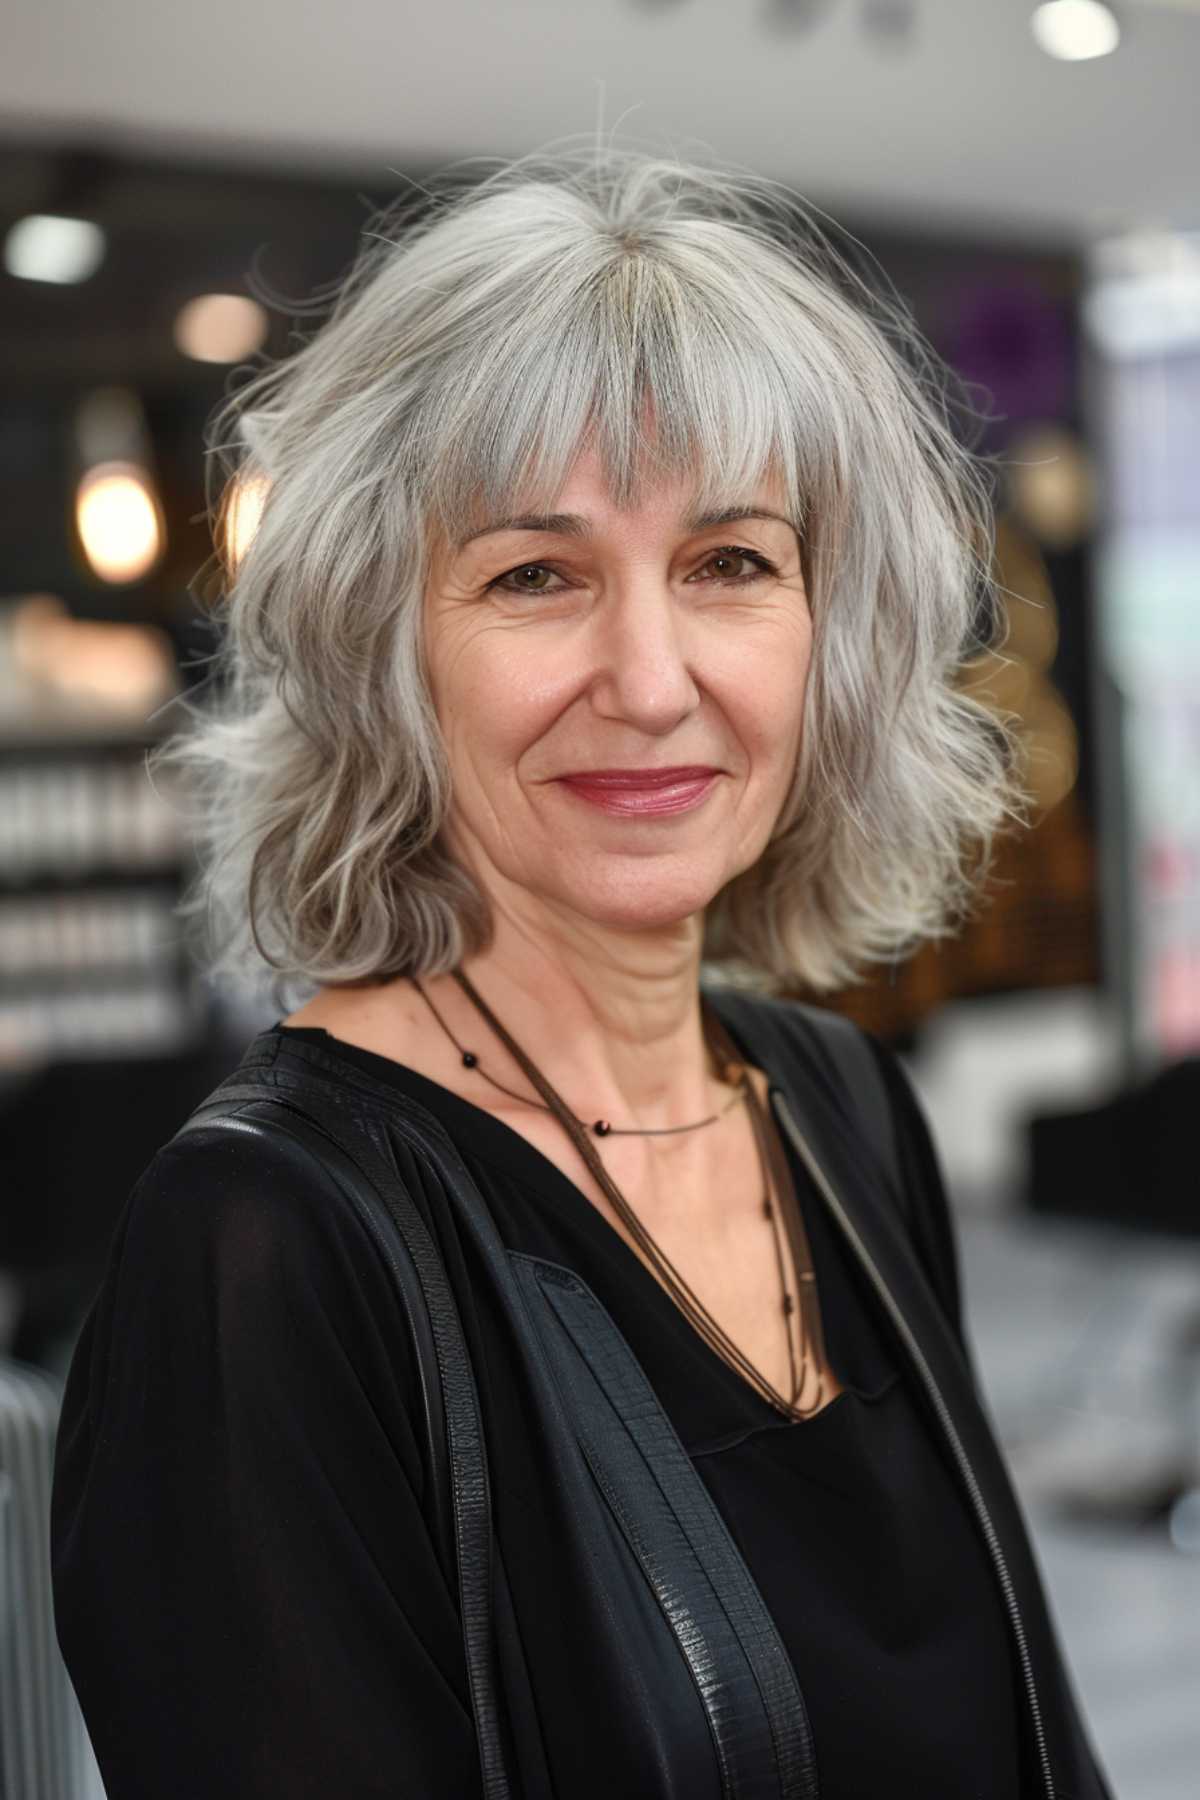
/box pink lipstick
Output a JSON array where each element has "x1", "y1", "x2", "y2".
[{"x1": 556, "y1": 766, "x2": 720, "y2": 818}]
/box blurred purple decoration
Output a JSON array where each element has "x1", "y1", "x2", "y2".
[{"x1": 946, "y1": 278, "x2": 1073, "y2": 436}]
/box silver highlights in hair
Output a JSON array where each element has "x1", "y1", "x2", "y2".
[{"x1": 158, "y1": 138, "x2": 1025, "y2": 1002}]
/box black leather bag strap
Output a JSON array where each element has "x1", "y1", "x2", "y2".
[
  {"x1": 173, "y1": 1094, "x2": 513, "y2": 1800},
  {"x1": 704, "y1": 988, "x2": 901, "y2": 1193},
  {"x1": 176, "y1": 1100, "x2": 455, "y2": 1578},
  {"x1": 791, "y1": 1003, "x2": 901, "y2": 1192}
]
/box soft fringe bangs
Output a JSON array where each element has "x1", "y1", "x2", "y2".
[
  {"x1": 415, "y1": 245, "x2": 807, "y2": 545},
  {"x1": 160, "y1": 141, "x2": 1024, "y2": 1006}
]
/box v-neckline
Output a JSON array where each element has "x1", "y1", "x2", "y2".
[{"x1": 272, "y1": 1021, "x2": 875, "y2": 1429}]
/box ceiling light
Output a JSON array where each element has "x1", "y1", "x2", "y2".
[
  {"x1": 75, "y1": 463, "x2": 166, "y2": 586},
  {"x1": 4, "y1": 214, "x2": 106, "y2": 284},
  {"x1": 174, "y1": 293, "x2": 269, "y2": 364},
  {"x1": 1031, "y1": 0, "x2": 1121, "y2": 60}
]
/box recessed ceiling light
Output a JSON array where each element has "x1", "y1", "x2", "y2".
[
  {"x1": 4, "y1": 214, "x2": 106, "y2": 284},
  {"x1": 174, "y1": 293, "x2": 269, "y2": 364},
  {"x1": 75, "y1": 462, "x2": 166, "y2": 586},
  {"x1": 1031, "y1": 0, "x2": 1121, "y2": 61}
]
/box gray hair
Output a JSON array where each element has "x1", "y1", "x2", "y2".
[{"x1": 160, "y1": 138, "x2": 1025, "y2": 1003}]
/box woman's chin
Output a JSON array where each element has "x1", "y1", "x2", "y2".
[{"x1": 536, "y1": 864, "x2": 731, "y2": 937}]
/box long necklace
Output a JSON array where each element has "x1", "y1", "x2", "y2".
[
  {"x1": 410, "y1": 969, "x2": 832, "y2": 1421},
  {"x1": 411, "y1": 975, "x2": 749, "y2": 1137}
]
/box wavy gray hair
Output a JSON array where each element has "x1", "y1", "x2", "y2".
[{"x1": 160, "y1": 139, "x2": 1024, "y2": 1002}]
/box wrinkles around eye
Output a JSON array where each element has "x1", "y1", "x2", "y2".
[{"x1": 487, "y1": 548, "x2": 780, "y2": 596}]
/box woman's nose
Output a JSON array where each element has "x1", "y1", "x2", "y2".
[{"x1": 588, "y1": 585, "x2": 701, "y2": 735}]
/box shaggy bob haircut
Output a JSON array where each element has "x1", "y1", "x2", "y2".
[{"x1": 162, "y1": 140, "x2": 1024, "y2": 1001}]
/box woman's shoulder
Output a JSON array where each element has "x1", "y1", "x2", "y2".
[
  {"x1": 102, "y1": 1109, "x2": 421, "y2": 1399},
  {"x1": 704, "y1": 983, "x2": 923, "y2": 1142},
  {"x1": 56, "y1": 1112, "x2": 428, "y2": 1510},
  {"x1": 703, "y1": 982, "x2": 882, "y2": 1113},
  {"x1": 705, "y1": 983, "x2": 969, "y2": 1349},
  {"x1": 130, "y1": 1110, "x2": 363, "y2": 1255},
  {"x1": 50, "y1": 1094, "x2": 462, "y2": 1800}
]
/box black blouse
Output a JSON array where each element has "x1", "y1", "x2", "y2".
[
  {"x1": 51, "y1": 1021, "x2": 1026, "y2": 1799},
  {"x1": 279, "y1": 1027, "x2": 1024, "y2": 1799}
]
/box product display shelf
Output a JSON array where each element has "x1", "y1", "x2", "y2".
[{"x1": 0, "y1": 717, "x2": 206, "y2": 1065}]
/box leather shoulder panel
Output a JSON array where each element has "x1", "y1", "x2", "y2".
[{"x1": 512, "y1": 1251, "x2": 819, "y2": 1800}]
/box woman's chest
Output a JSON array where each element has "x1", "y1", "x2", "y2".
[
  {"x1": 471, "y1": 1202, "x2": 1024, "y2": 1800},
  {"x1": 486, "y1": 1079, "x2": 839, "y2": 1413}
]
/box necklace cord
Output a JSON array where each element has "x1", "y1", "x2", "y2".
[
  {"x1": 433, "y1": 968, "x2": 829, "y2": 1421},
  {"x1": 413, "y1": 973, "x2": 743, "y2": 1137}
]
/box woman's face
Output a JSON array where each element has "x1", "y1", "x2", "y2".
[{"x1": 423, "y1": 444, "x2": 813, "y2": 939}]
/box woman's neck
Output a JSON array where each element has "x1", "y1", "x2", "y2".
[
  {"x1": 374, "y1": 809, "x2": 735, "y2": 1128},
  {"x1": 287, "y1": 900, "x2": 731, "y2": 1131},
  {"x1": 454, "y1": 927, "x2": 717, "y2": 1129}
]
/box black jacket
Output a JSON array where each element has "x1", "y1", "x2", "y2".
[{"x1": 51, "y1": 986, "x2": 1113, "y2": 1799}]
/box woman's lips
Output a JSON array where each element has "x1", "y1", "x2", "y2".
[{"x1": 555, "y1": 767, "x2": 721, "y2": 818}]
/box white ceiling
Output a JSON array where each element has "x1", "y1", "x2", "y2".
[{"x1": 3, "y1": 0, "x2": 1198, "y2": 247}]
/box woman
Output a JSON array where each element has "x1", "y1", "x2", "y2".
[{"x1": 51, "y1": 144, "x2": 1113, "y2": 1798}]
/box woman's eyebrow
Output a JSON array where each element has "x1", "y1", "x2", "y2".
[{"x1": 454, "y1": 505, "x2": 798, "y2": 552}]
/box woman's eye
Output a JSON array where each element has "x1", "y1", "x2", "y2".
[
  {"x1": 694, "y1": 547, "x2": 776, "y2": 586},
  {"x1": 489, "y1": 563, "x2": 565, "y2": 595},
  {"x1": 487, "y1": 546, "x2": 776, "y2": 596}
]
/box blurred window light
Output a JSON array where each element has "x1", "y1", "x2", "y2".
[
  {"x1": 1031, "y1": 0, "x2": 1121, "y2": 60},
  {"x1": 174, "y1": 293, "x2": 269, "y2": 364},
  {"x1": 1086, "y1": 273, "x2": 1200, "y2": 357},
  {"x1": 75, "y1": 462, "x2": 165, "y2": 586},
  {"x1": 1091, "y1": 224, "x2": 1200, "y2": 285},
  {"x1": 1085, "y1": 231, "x2": 1200, "y2": 357},
  {"x1": 3, "y1": 213, "x2": 106, "y2": 284}
]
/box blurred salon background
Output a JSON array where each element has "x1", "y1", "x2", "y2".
[{"x1": 2, "y1": 2, "x2": 1198, "y2": 1795}]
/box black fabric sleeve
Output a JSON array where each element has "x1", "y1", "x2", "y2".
[
  {"x1": 866, "y1": 1036, "x2": 1118, "y2": 1800},
  {"x1": 50, "y1": 1126, "x2": 482, "y2": 1800}
]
